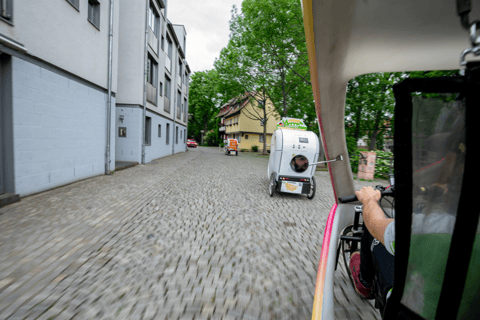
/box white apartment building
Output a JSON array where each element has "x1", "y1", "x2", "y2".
[
  {"x1": 115, "y1": 0, "x2": 190, "y2": 164},
  {"x1": 0, "y1": 0, "x2": 190, "y2": 201}
]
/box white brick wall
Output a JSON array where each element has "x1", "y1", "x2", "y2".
[{"x1": 11, "y1": 57, "x2": 115, "y2": 196}]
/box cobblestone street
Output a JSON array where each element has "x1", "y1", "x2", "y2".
[{"x1": 0, "y1": 147, "x2": 384, "y2": 320}]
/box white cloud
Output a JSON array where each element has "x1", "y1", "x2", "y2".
[{"x1": 167, "y1": 0, "x2": 243, "y2": 73}]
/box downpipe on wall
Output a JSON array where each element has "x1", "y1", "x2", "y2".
[
  {"x1": 141, "y1": 0, "x2": 149, "y2": 164},
  {"x1": 105, "y1": 0, "x2": 114, "y2": 174}
]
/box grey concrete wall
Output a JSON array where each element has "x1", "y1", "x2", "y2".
[
  {"x1": 115, "y1": 105, "x2": 143, "y2": 163},
  {"x1": 173, "y1": 123, "x2": 187, "y2": 154},
  {"x1": 11, "y1": 57, "x2": 114, "y2": 196},
  {"x1": 144, "y1": 110, "x2": 175, "y2": 163}
]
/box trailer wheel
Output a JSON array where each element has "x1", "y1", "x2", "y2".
[
  {"x1": 307, "y1": 176, "x2": 316, "y2": 199},
  {"x1": 269, "y1": 173, "x2": 276, "y2": 197}
]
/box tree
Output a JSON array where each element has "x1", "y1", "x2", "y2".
[
  {"x1": 214, "y1": 0, "x2": 315, "y2": 154},
  {"x1": 345, "y1": 69, "x2": 459, "y2": 152},
  {"x1": 188, "y1": 70, "x2": 224, "y2": 142}
]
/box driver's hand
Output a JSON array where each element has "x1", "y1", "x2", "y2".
[{"x1": 356, "y1": 186, "x2": 381, "y2": 204}]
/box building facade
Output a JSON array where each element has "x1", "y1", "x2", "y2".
[
  {"x1": 0, "y1": 0, "x2": 190, "y2": 199},
  {"x1": 115, "y1": 0, "x2": 190, "y2": 165},
  {"x1": 216, "y1": 93, "x2": 280, "y2": 151}
]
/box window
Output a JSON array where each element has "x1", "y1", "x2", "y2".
[
  {"x1": 238, "y1": 135, "x2": 241, "y2": 143},
  {"x1": 259, "y1": 134, "x2": 264, "y2": 142},
  {"x1": 184, "y1": 129, "x2": 186, "y2": 143},
  {"x1": 88, "y1": 0, "x2": 100, "y2": 29},
  {"x1": 176, "y1": 90, "x2": 181, "y2": 119},
  {"x1": 66, "y1": 0, "x2": 80, "y2": 11},
  {"x1": 166, "y1": 123, "x2": 170, "y2": 144},
  {"x1": 145, "y1": 116, "x2": 152, "y2": 145},
  {"x1": 164, "y1": 76, "x2": 171, "y2": 113},
  {"x1": 158, "y1": 124, "x2": 161, "y2": 137},
  {"x1": 184, "y1": 97, "x2": 187, "y2": 121},
  {"x1": 1, "y1": 0, "x2": 13, "y2": 21},
  {"x1": 159, "y1": 81, "x2": 163, "y2": 96},
  {"x1": 165, "y1": 76, "x2": 171, "y2": 98},
  {"x1": 180, "y1": 130, "x2": 182, "y2": 140},
  {"x1": 148, "y1": 2, "x2": 160, "y2": 37},
  {"x1": 146, "y1": 55, "x2": 157, "y2": 85},
  {"x1": 176, "y1": 126, "x2": 179, "y2": 144},
  {"x1": 165, "y1": 35, "x2": 173, "y2": 72},
  {"x1": 161, "y1": 35, "x2": 165, "y2": 51}
]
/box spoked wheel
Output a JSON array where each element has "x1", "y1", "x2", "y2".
[
  {"x1": 307, "y1": 176, "x2": 316, "y2": 199},
  {"x1": 339, "y1": 224, "x2": 363, "y2": 290},
  {"x1": 269, "y1": 173, "x2": 276, "y2": 197}
]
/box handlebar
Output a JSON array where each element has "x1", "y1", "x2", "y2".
[{"x1": 338, "y1": 187, "x2": 394, "y2": 204}]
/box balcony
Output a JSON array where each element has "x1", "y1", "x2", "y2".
[
  {"x1": 219, "y1": 126, "x2": 226, "y2": 132},
  {"x1": 165, "y1": 56, "x2": 171, "y2": 73},
  {"x1": 148, "y1": 28, "x2": 158, "y2": 55},
  {"x1": 164, "y1": 96, "x2": 170, "y2": 113},
  {"x1": 176, "y1": 107, "x2": 181, "y2": 119},
  {"x1": 147, "y1": 82, "x2": 157, "y2": 105}
]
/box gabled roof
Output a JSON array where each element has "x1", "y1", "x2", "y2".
[{"x1": 215, "y1": 92, "x2": 260, "y2": 119}]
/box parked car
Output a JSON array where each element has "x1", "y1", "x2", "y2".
[{"x1": 187, "y1": 139, "x2": 198, "y2": 148}]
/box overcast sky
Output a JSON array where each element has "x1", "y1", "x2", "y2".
[{"x1": 167, "y1": 0, "x2": 243, "y2": 74}]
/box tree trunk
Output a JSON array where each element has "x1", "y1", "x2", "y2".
[
  {"x1": 262, "y1": 98, "x2": 267, "y2": 155},
  {"x1": 369, "y1": 110, "x2": 382, "y2": 150},
  {"x1": 353, "y1": 104, "x2": 362, "y2": 143},
  {"x1": 281, "y1": 69, "x2": 287, "y2": 116}
]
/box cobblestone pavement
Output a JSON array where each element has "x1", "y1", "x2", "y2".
[{"x1": 0, "y1": 147, "x2": 387, "y2": 320}]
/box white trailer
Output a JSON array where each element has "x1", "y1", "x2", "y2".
[{"x1": 267, "y1": 128, "x2": 320, "y2": 199}]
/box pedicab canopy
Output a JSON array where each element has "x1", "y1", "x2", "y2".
[
  {"x1": 276, "y1": 117, "x2": 308, "y2": 131},
  {"x1": 302, "y1": 0, "x2": 480, "y2": 319}
]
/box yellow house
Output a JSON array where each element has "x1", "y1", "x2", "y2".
[{"x1": 219, "y1": 92, "x2": 280, "y2": 151}]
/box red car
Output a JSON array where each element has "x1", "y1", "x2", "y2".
[{"x1": 187, "y1": 139, "x2": 198, "y2": 148}]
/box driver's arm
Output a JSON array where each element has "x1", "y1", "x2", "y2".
[{"x1": 356, "y1": 186, "x2": 394, "y2": 246}]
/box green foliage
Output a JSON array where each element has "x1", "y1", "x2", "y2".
[
  {"x1": 345, "y1": 69, "x2": 459, "y2": 151},
  {"x1": 215, "y1": 0, "x2": 314, "y2": 117},
  {"x1": 251, "y1": 145, "x2": 259, "y2": 152},
  {"x1": 346, "y1": 136, "x2": 357, "y2": 156},
  {"x1": 205, "y1": 130, "x2": 219, "y2": 146}
]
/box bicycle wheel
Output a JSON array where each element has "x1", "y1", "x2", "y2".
[{"x1": 340, "y1": 224, "x2": 363, "y2": 290}]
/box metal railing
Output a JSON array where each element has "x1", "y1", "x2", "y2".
[{"x1": 147, "y1": 82, "x2": 157, "y2": 105}]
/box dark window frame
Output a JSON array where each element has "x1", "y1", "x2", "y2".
[
  {"x1": 88, "y1": 0, "x2": 101, "y2": 30},
  {"x1": 0, "y1": 0, "x2": 14, "y2": 24},
  {"x1": 66, "y1": 0, "x2": 80, "y2": 11},
  {"x1": 148, "y1": 1, "x2": 160, "y2": 37},
  {"x1": 146, "y1": 54, "x2": 158, "y2": 86},
  {"x1": 145, "y1": 116, "x2": 152, "y2": 146},
  {"x1": 166, "y1": 123, "x2": 170, "y2": 144}
]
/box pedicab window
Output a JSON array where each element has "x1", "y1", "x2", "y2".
[{"x1": 290, "y1": 155, "x2": 309, "y2": 173}]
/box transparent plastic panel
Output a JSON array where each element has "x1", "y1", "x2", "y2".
[
  {"x1": 401, "y1": 94, "x2": 466, "y2": 319},
  {"x1": 457, "y1": 218, "x2": 480, "y2": 320}
]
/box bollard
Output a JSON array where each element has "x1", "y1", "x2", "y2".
[{"x1": 358, "y1": 151, "x2": 376, "y2": 180}]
